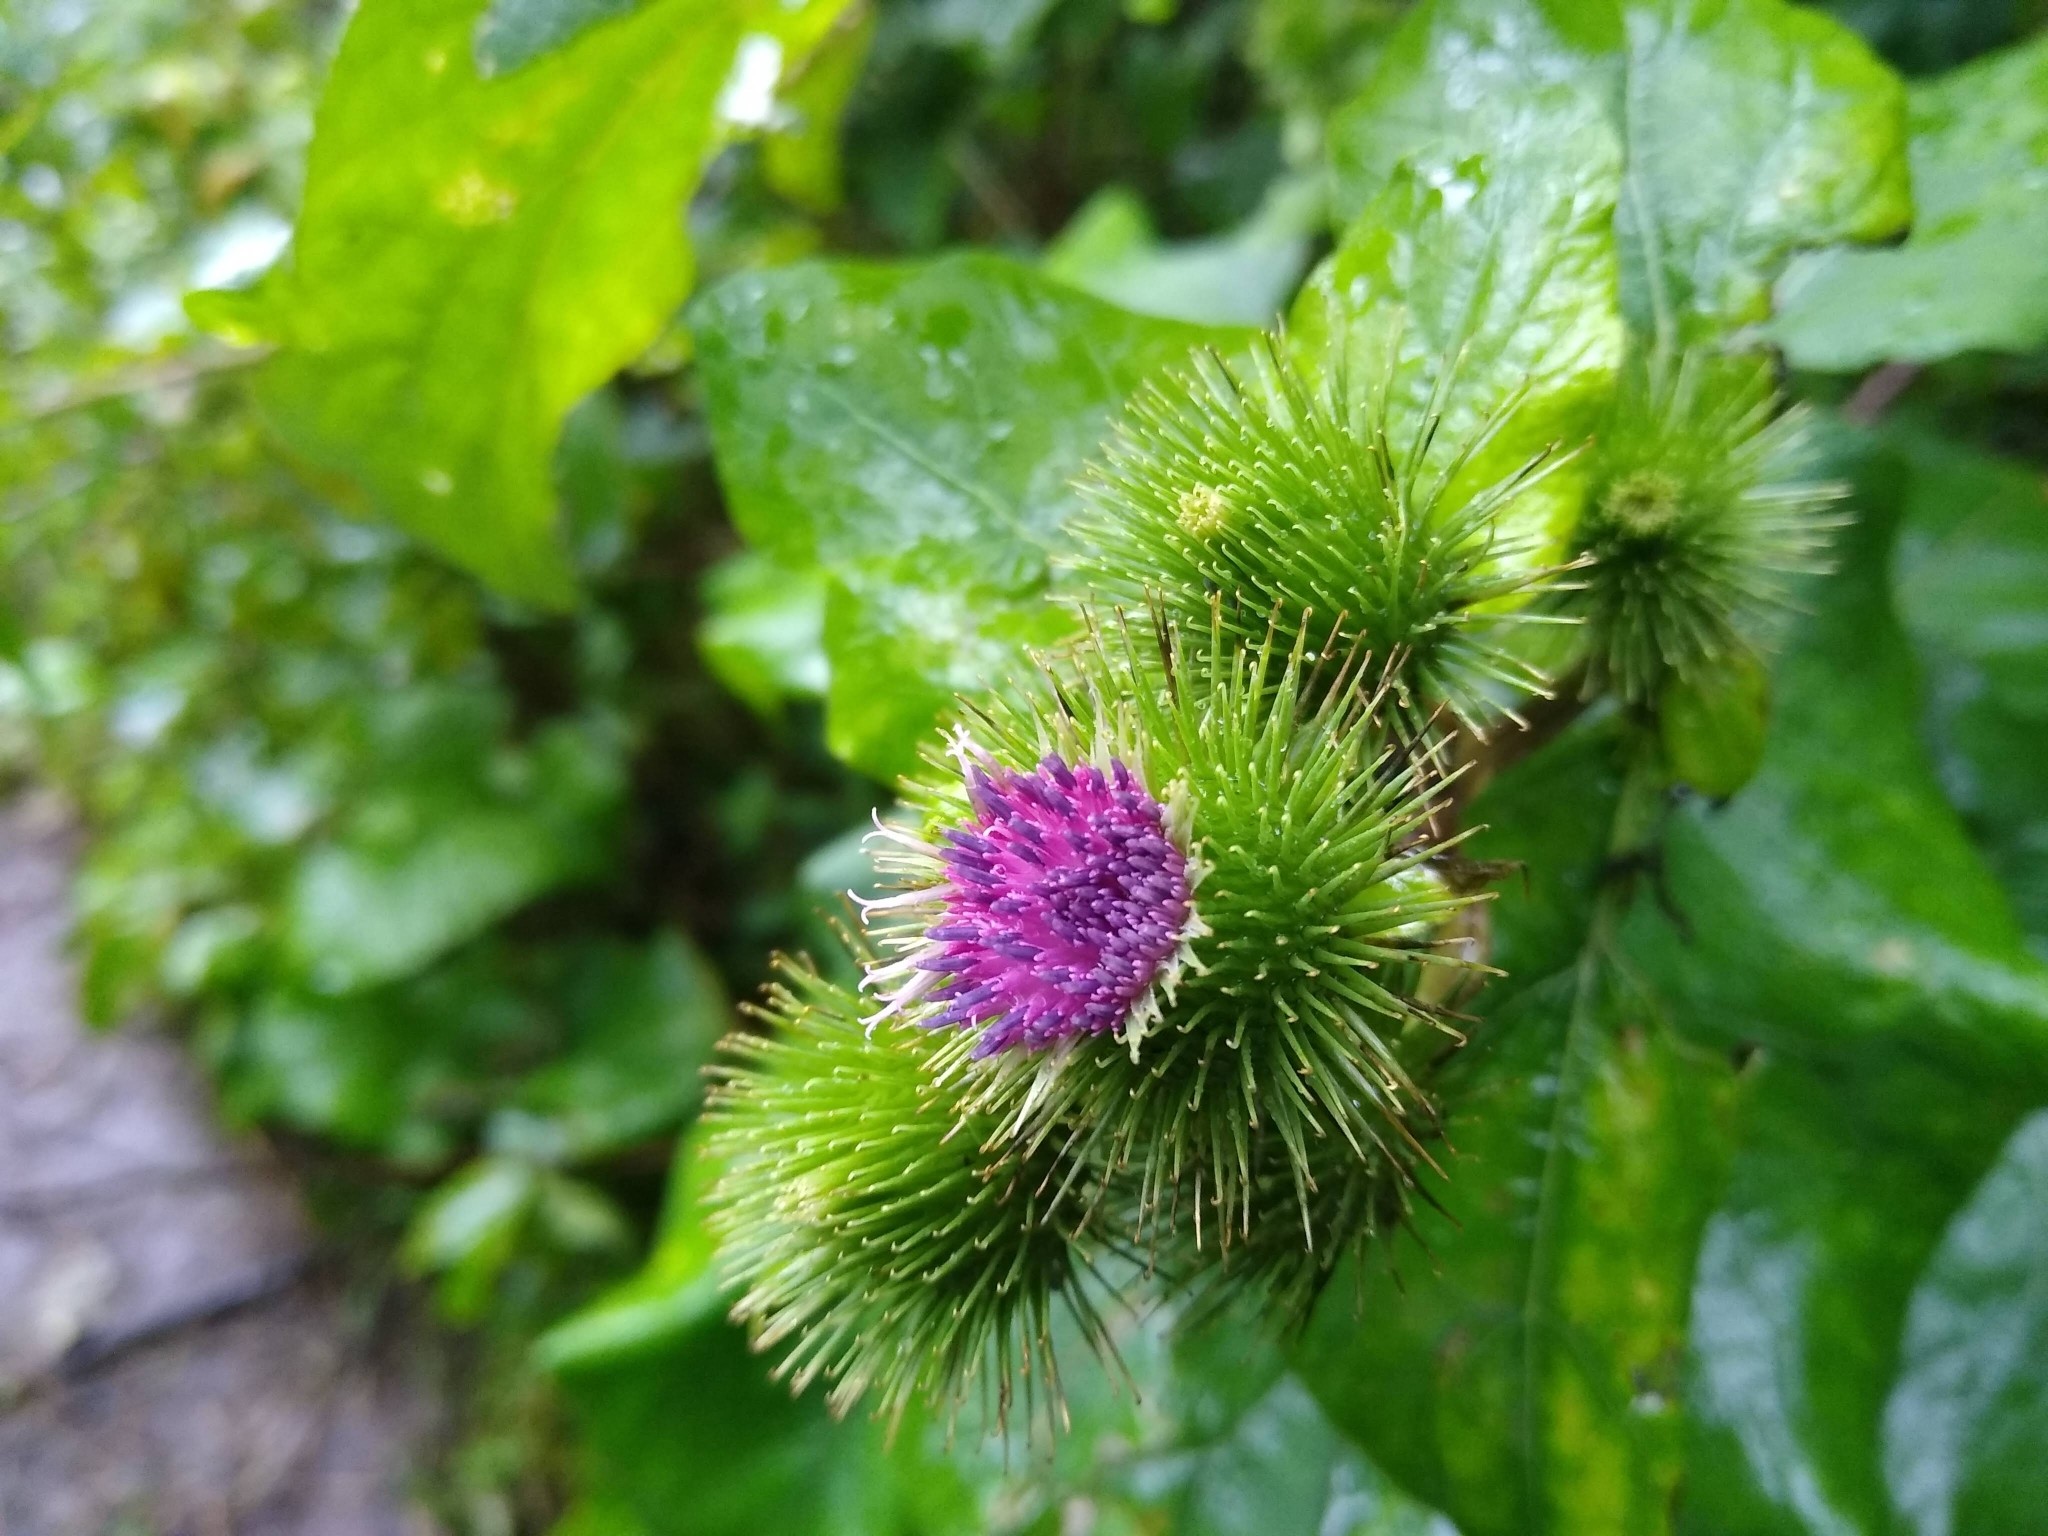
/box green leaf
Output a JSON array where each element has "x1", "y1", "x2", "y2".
[
  {"x1": 760, "y1": 6, "x2": 873, "y2": 214},
  {"x1": 1622, "y1": 427, "x2": 2048, "y2": 1534},
  {"x1": 690, "y1": 253, "x2": 1241, "y2": 780},
  {"x1": 1044, "y1": 179, "x2": 1321, "y2": 327},
  {"x1": 217, "y1": 951, "x2": 540, "y2": 1163},
  {"x1": 286, "y1": 717, "x2": 623, "y2": 993},
  {"x1": 1659, "y1": 651, "x2": 1770, "y2": 800},
  {"x1": 1882, "y1": 1109, "x2": 2048, "y2": 1534},
  {"x1": 537, "y1": 1138, "x2": 726, "y2": 1373},
  {"x1": 1773, "y1": 32, "x2": 2048, "y2": 369},
  {"x1": 496, "y1": 932, "x2": 731, "y2": 1160},
  {"x1": 1681, "y1": 1054, "x2": 2043, "y2": 1536},
  {"x1": 1882, "y1": 423, "x2": 2048, "y2": 957},
  {"x1": 403, "y1": 1154, "x2": 541, "y2": 1317},
  {"x1": 1297, "y1": 423, "x2": 2048, "y2": 1536},
  {"x1": 1335, "y1": 0, "x2": 1910, "y2": 345},
  {"x1": 254, "y1": 0, "x2": 854, "y2": 603},
  {"x1": 696, "y1": 549, "x2": 829, "y2": 718},
  {"x1": 1245, "y1": 0, "x2": 1409, "y2": 161}
]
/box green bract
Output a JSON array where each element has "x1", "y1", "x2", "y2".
[
  {"x1": 1069, "y1": 337, "x2": 1571, "y2": 732},
  {"x1": 880, "y1": 607, "x2": 1484, "y2": 1276},
  {"x1": 1569, "y1": 351, "x2": 1841, "y2": 703},
  {"x1": 703, "y1": 962, "x2": 1104, "y2": 1430}
]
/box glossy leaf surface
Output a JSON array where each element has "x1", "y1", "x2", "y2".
[
  {"x1": 1773, "y1": 33, "x2": 2048, "y2": 368},
  {"x1": 691, "y1": 253, "x2": 1239, "y2": 779},
  {"x1": 1333, "y1": 0, "x2": 1909, "y2": 343}
]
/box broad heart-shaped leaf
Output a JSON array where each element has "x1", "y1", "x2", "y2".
[
  {"x1": 1289, "y1": 136, "x2": 1625, "y2": 565},
  {"x1": 690, "y1": 253, "x2": 1242, "y2": 782},
  {"x1": 250, "y1": 0, "x2": 853, "y2": 605},
  {"x1": 1332, "y1": 0, "x2": 1909, "y2": 346},
  {"x1": 1296, "y1": 426, "x2": 2048, "y2": 1536},
  {"x1": 1773, "y1": 32, "x2": 2048, "y2": 369},
  {"x1": 1882, "y1": 425, "x2": 2048, "y2": 957}
]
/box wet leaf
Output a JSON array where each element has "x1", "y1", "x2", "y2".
[
  {"x1": 1334, "y1": 0, "x2": 1909, "y2": 344},
  {"x1": 691, "y1": 252, "x2": 1241, "y2": 780},
  {"x1": 1773, "y1": 32, "x2": 2048, "y2": 368}
]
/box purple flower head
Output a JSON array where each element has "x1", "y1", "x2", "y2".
[{"x1": 862, "y1": 745, "x2": 1199, "y2": 1057}]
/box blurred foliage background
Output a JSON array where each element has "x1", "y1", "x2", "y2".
[{"x1": 3, "y1": 0, "x2": 2047, "y2": 1531}]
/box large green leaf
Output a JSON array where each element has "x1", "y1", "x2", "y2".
[
  {"x1": 1615, "y1": 428, "x2": 2048, "y2": 1534},
  {"x1": 1737, "y1": 416, "x2": 2048, "y2": 963},
  {"x1": 1635, "y1": 428, "x2": 2048, "y2": 1536},
  {"x1": 1333, "y1": 0, "x2": 1910, "y2": 345},
  {"x1": 1773, "y1": 32, "x2": 2048, "y2": 369},
  {"x1": 1883, "y1": 425, "x2": 2048, "y2": 958},
  {"x1": 1294, "y1": 724, "x2": 1742, "y2": 1536},
  {"x1": 250, "y1": 0, "x2": 852, "y2": 603},
  {"x1": 690, "y1": 253, "x2": 1241, "y2": 780},
  {"x1": 1297, "y1": 425, "x2": 2048, "y2": 1535}
]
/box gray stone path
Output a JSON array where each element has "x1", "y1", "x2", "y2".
[{"x1": 0, "y1": 795, "x2": 439, "y2": 1535}]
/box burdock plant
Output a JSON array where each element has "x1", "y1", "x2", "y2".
[
  {"x1": 861, "y1": 608, "x2": 1483, "y2": 1265},
  {"x1": 702, "y1": 314, "x2": 1843, "y2": 1434}
]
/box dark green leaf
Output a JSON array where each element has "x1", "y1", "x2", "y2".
[
  {"x1": 1628, "y1": 428, "x2": 2048, "y2": 1535},
  {"x1": 1883, "y1": 423, "x2": 2048, "y2": 957},
  {"x1": 497, "y1": 932, "x2": 730, "y2": 1160},
  {"x1": 691, "y1": 253, "x2": 1241, "y2": 780},
  {"x1": 1773, "y1": 32, "x2": 2048, "y2": 368},
  {"x1": 1681, "y1": 1054, "x2": 2043, "y2": 1536},
  {"x1": 286, "y1": 718, "x2": 622, "y2": 993}
]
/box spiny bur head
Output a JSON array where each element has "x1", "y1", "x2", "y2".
[
  {"x1": 1068, "y1": 334, "x2": 1567, "y2": 731},
  {"x1": 703, "y1": 962, "x2": 1106, "y2": 1431},
  {"x1": 861, "y1": 604, "x2": 1486, "y2": 1257},
  {"x1": 1571, "y1": 350, "x2": 1842, "y2": 703}
]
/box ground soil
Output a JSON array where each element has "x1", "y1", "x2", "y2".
[{"x1": 0, "y1": 795, "x2": 441, "y2": 1536}]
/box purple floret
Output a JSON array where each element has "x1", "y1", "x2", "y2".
[{"x1": 915, "y1": 753, "x2": 1192, "y2": 1055}]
